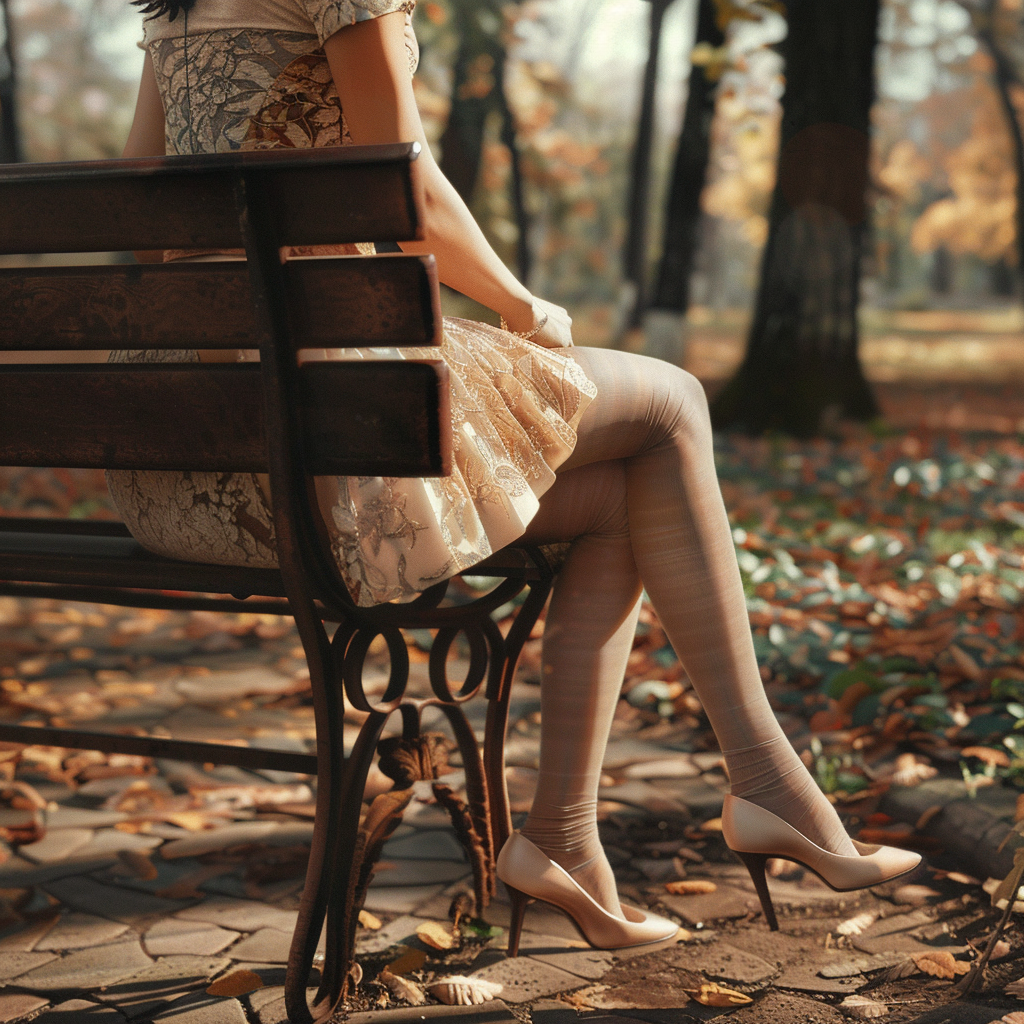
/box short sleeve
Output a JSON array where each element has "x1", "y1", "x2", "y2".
[{"x1": 305, "y1": 0, "x2": 415, "y2": 47}]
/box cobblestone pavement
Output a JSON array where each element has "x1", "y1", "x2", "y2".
[{"x1": 0, "y1": 598, "x2": 1020, "y2": 1023}]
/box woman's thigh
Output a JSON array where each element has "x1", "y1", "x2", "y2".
[{"x1": 557, "y1": 347, "x2": 706, "y2": 471}]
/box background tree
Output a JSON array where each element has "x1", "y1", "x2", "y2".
[
  {"x1": 438, "y1": 0, "x2": 531, "y2": 279},
  {"x1": 709, "y1": 0, "x2": 882, "y2": 437},
  {"x1": 648, "y1": 0, "x2": 724, "y2": 319},
  {"x1": 0, "y1": 0, "x2": 21, "y2": 162}
]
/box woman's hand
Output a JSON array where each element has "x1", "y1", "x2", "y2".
[{"x1": 527, "y1": 297, "x2": 574, "y2": 349}]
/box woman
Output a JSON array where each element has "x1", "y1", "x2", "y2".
[{"x1": 116, "y1": 0, "x2": 921, "y2": 953}]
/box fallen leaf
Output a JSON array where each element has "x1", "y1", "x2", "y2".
[
  {"x1": 386, "y1": 946, "x2": 426, "y2": 975},
  {"x1": 836, "y1": 912, "x2": 878, "y2": 936},
  {"x1": 700, "y1": 817, "x2": 723, "y2": 832},
  {"x1": 349, "y1": 962, "x2": 363, "y2": 987},
  {"x1": 115, "y1": 850, "x2": 158, "y2": 881},
  {"x1": 664, "y1": 880, "x2": 717, "y2": 895},
  {"x1": 885, "y1": 959, "x2": 922, "y2": 982},
  {"x1": 427, "y1": 975, "x2": 503, "y2": 1006},
  {"x1": 839, "y1": 994, "x2": 889, "y2": 1018},
  {"x1": 944, "y1": 871, "x2": 980, "y2": 885},
  {"x1": 415, "y1": 920, "x2": 456, "y2": 951},
  {"x1": 164, "y1": 811, "x2": 215, "y2": 831},
  {"x1": 891, "y1": 884, "x2": 941, "y2": 904},
  {"x1": 684, "y1": 981, "x2": 752, "y2": 1007},
  {"x1": 961, "y1": 746, "x2": 1010, "y2": 767},
  {"x1": 379, "y1": 969, "x2": 426, "y2": 1006},
  {"x1": 1003, "y1": 1010, "x2": 1024, "y2": 1022},
  {"x1": 207, "y1": 969, "x2": 263, "y2": 997},
  {"x1": 912, "y1": 950, "x2": 970, "y2": 979},
  {"x1": 1006, "y1": 977, "x2": 1024, "y2": 998},
  {"x1": 914, "y1": 805, "x2": 944, "y2": 831},
  {"x1": 358, "y1": 910, "x2": 382, "y2": 930}
]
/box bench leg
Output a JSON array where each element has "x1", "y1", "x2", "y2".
[{"x1": 284, "y1": 617, "x2": 354, "y2": 1024}]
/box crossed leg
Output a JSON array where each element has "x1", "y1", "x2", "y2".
[{"x1": 515, "y1": 347, "x2": 855, "y2": 918}]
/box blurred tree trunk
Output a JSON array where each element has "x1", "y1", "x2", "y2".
[
  {"x1": 621, "y1": 0, "x2": 673, "y2": 332},
  {"x1": 642, "y1": 0, "x2": 722, "y2": 362},
  {"x1": 709, "y1": 0, "x2": 881, "y2": 437},
  {"x1": 650, "y1": 0, "x2": 723, "y2": 315},
  {"x1": 438, "y1": 0, "x2": 530, "y2": 280},
  {"x1": 973, "y1": 0, "x2": 1024, "y2": 291},
  {"x1": 0, "y1": 0, "x2": 21, "y2": 163}
]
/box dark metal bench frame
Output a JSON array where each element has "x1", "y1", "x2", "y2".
[{"x1": 0, "y1": 145, "x2": 556, "y2": 1022}]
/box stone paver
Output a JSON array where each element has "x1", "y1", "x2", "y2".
[
  {"x1": 19, "y1": 828, "x2": 95, "y2": 863},
  {"x1": 381, "y1": 831, "x2": 466, "y2": 861},
  {"x1": 175, "y1": 667, "x2": 293, "y2": 703},
  {"x1": 44, "y1": 876, "x2": 193, "y2": 924},
  {"x1": 151, "y1": 992, "x2": 247, "y2": 1024},
  {"x1": 0, "y1": 856, "x2": 119, "y2": 888},
  {"x1": 31, "y1": 1000, "x2": 127, "y2": 1024},
  {"x1": 17, "y1": 938, "x2": 153, "y2": 996},
  {"x1": 361, "y1": 884, "x2": 446, "y2": 915},
  {"x1": 36, "y1": 913, "x2": 130, "y2": 951},
  {"x1": 159, "y1": 823, "x2": 281, "y2": 860},
  {"x1": 471, "y1": 953, "x2": 585, "y2": 1003},
  {"x1": 346, "y1": 1004, "x2": 519, "y2": 1024},
  {"x1": 224, "y1": 928, "x2": 290, "y2": 964},
  {"x1": 77, "y1": 829, "x2": 164, "y2": 858},
  {"x1": 0, "y1": 949, "x2": 58, "y2": 981},
  {"x1": 43, "y1": 809, "x2": 127, "y2": 830},
  {"x1": 370, "y1": 858, "x2": 469, "y2": 887},
  {"x1": 659, "y1": 884, "x2": 760, "y2": 926},
  {"x1": 851, "y1": 909, "x2": 968, "y2": 955},
  {"x1": 96, "y1": 955, "x2": 231, "y2": 1018},
  {"x1": 354, "y1": 914, "x2": 423, "y2": 955},
  {"x1": 0, "y1": 991, "x2": 49, "y2": 1023},
  {"x1": 773, "y1": 959, "x2": 868, "y2": 995},
  {"x1": 684, "y1": 940, "x2": 775, "y2": 985},
  {"x1": 144, "y1": 918, "x2": 241, "y2": 957},
  {"x1": 0, "y1": 912, "x2": 59, "y2": 952},
  {"x1": 518, "y1": 933, "x2": 614, "y2": 981},
  {"x1": 174, "y1": 898, "x2": 297, "y2": 934}
]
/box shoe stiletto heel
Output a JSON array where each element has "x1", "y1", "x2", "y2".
[
  {"x1": 506, "y1": 884, "x2": 529, "y2": 958},
  {"x1": 733, "y1": 850, "x2": 778, "y2": 931},
  {"x1": 496, "y1": 832, "x2": 679, "y2": 952},
  {"x1": 722, "y1": 795, "x2": 923, "y2": 931}
]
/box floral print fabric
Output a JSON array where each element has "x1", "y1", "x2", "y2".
[{"x1": 108, "y1": 9, "x2": 597, "y2": 607}]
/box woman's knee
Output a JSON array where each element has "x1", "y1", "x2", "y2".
[{"x1": 654, "y1": 364, "x2": 711, "y2": 439}]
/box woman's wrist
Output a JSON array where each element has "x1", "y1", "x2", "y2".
[{"x1": 500, "y1": 294, "x2": 536, "y2": 334}]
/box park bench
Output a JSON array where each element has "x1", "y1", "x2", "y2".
[{"x1": 0, "y1": 145, "x2": 559, "y2": 1023}]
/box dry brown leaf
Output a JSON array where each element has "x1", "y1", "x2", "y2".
[
  {"x1": 386, "y1": 946, "x2": 427, "y2": 976},
  {"x1": 684, "y1": 981, "x2": 752, "y2": 1007},
  {"x1": 944, "y1": 871, "x2": 980, "y2": 885},
  {"x1": 349, "y1": 962, "x2": 363, "y2": 987},
  {"x1": 891, "y1": 884, "x2": 941, "y2": 904},
  {"x1": 961, "y1": 746, "x2": 1010, "y2": 767},
  {"x1": 379, "y1": 969, "x2": 426, "y2": 1006},
  {"x1": 914, "y1": 805, "x2": 944, "y2": 831},
  {"x1": 358, "y1": 910, "x2": 382, "y2": 930},
  {"x1": 1004, "y1": 977, "x2": 1024, "y2": 998},
  {"x1": 836, "y1": 912, "x2": 877, "y2": 936},
  {"x1": 664, "y1": 880, "x2": 717, "y2": 895},
  {"x1": 912, "y1": 950, "x2": 970, "y2": 979},
  {"x1": 1002, "y1": 1013, "x2": 1024, "y2": 1024},
  {"x1": 700, "y1": 817, "x2": 723, "y2": 832},
  {"x1": 164, "y1": 811, "x2": 214, "y2": 831},
  {"x1": 415, "y1": 920, "x2": 456, "y2": 951},
  {"x1": 207, "y1": 969, "x2": 263, "y2": 997},
  {"x1": 427, "y1": 976, "x2": 503, "y2": 1006},
  {"x1": 116, "y1": 850, "x2": 157, "y2": 881},
  {"x1": 885, "y1": 958, "x2": 922, "y2": 982},
  {"x1": 839, "y1": 994, "x2": 889, "y2": 1018}
]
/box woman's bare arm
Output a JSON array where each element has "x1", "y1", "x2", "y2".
[
  {"x1": 123, "y1": 51, "x2": 167, "y2": 263},
  {"x1": 324, "y1": 13, "x2": 561, "y2": 338}
]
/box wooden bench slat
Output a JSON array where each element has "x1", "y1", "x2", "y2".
[
  {"x1": 0, "y1": 527, "x2": 288, "y2": 595},
  {"x1": 0, "y1": 255, "x2": 442, "y2": 351},
  {"x1": 0, "y1": 145, "x2": 421, "y2": 255},
  {"x1": 0, "y1": 361, "x2": 450, "y2": 476}
]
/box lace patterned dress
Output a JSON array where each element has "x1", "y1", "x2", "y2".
[{"x1": 107, "y1": 0, "x2": 597, "y2": 607}]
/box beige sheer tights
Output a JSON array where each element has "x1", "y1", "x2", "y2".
[{"x1": 517, "y1": 348, "x2": 855, "y2": 918}]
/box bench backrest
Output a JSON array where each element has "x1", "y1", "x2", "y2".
[{"x1": 0, "y1": 144, "x2": 450, "y2": 612}]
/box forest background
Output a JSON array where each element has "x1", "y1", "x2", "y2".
[{"x1": 1, "y1": 0, "x2": 1023, "y2": 406}]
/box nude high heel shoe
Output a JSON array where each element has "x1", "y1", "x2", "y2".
[
  {"x1": 496, "y1": 832, "x2": 680, "y2": 955},
  {"x1": 722, "y1": 794, "x2": 923, "y2": 930}
]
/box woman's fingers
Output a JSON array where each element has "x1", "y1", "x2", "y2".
[{"x1": 530, "y1": 297, "x2": 574, "y2": 348}]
